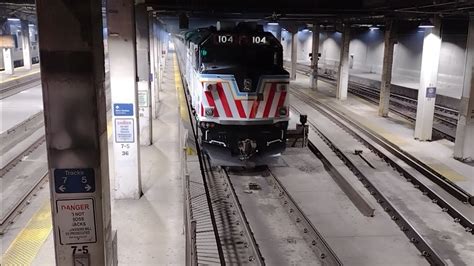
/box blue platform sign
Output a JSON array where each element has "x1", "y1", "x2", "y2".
[
  {"x1": 426, "y1": 87, "x2": 436, "y2": 98},
  {"x1": 54, "y1": 168, "x2": 96, "y2": 194},
  {"x1": 114, "y1": 103, "x2": 134, "y2": 116}
]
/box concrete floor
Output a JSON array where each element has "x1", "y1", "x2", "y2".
[
  {"x1": 271, "y1": 149, "x2": 428, "y2": 266},
  {"x1": 0, "y1": 64, "x2": 40, "y2": 84},
  {"x1": 292, "y1": 72, "x2": 474, "y2": 196},
  {"x1": 30, "y1": 50, "x2": 185, "y2": 265}
]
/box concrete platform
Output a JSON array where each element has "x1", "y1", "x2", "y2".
[
  {"x1": 290, "y1": 60, "x2": 460, "y2": 109},
  {"x1": 0, "y1": 64, "x2": 40, "y2": 85},
  {"x1": 2, "y1": 50, "x2": 184, "y2": 265},
  {"x1": 291, "y1": 72, "x2": 474, "y2": 196}
]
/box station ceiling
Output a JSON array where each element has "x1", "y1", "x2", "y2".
[{"x1": 0, "y1": 0, "x2": 473, "y2": 25}]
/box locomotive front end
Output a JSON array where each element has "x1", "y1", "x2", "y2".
[{"x1": 192, "y1": 26, "x2": 290, "y2": 161}]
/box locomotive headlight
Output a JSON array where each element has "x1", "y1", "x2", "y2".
[
  {"x1": 205, "y1": 107, "x2": 215, "y2": 117},
  {"x1": 279, "y1": 107, "x2": 288, "y2": 116},
  {"x1": 206, "y1": 84, "x2": 215, "y2": 91},
  {"x1": 278, "y1": 84, "x2": 288, "y2": 91}
]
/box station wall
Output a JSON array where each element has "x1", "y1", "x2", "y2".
[{"x1": 280, "y1": 27, "x2": 468, "y2": 99}]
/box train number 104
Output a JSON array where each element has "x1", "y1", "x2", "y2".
[
  {"x1": 252, "y1": 36, "x2": 266, "y2": 44},
  {"x1": 218, "y1": 35, "x2": 233, "y2": 44}
]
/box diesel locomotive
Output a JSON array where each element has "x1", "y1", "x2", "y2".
[{"x1": 176, "y1": 23, "x2": 290, "y2": 161}]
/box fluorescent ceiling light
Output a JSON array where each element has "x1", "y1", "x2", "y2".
[
  {"x1": 7, "y1": 18, "x2": 20, "y2": 22},
  {"x1": 302, "y1": 28, "x2": 309, "y2": 32},
  {"x1": 267, "y1": 22, "x2": 279, "y2": 26},
  {"x1": 418, "y1": 21, "x2": 434, "y2": 28},
  {"x1": 369, "y1": 25, "x2": 380, "y2": 30}
]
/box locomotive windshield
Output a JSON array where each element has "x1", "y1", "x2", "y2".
[
  {"x1": 198, "y1": 33, "x2": 283, "y2": 71},
  {"x1": 200, "y1": 46, "x2": 281, "y2": 68}
]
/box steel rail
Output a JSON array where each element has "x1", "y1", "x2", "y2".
[
  {"x1": 293, "y1": 117, "x2": 446, "y2": 265},
  {"x1": 306, "y1": 139, "x2": 375, "y2": 217},
  {"x1": 291, "y1": 86, "x2": 472, "y2": 203},
  {"x1": 175, "y1": 48, "x2": 227, "y2": 265},
  {"x1": 0, "y1": 76, "x2": 41, "y2": 100},
  {"x1": 291, "y1": 62, "x2": 458, "y2": 141},
  {"x1": 0, "y1": 173, "x2": 48, "y2": 234},
  {"x1": 0, "y1": 136, "x2": 45, "y2": 177},
  {"x1": 290, "y1": 88, "x2": 474, "y2": 233},
  {"x1": 221, "y1": 168, "x2": 266, "y2": 265},
  {"x1": 264, "y1": 167, "x2": 343, "y2": 266}
]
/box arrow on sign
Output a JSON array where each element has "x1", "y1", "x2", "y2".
[
  {"x1": 59, "y1": 185, "x2": 66, "y2": 192},
  {"x1": 84, "y1": 184, "x2": 92, "y2": 192}
]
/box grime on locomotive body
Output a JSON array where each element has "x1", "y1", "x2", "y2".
[{"x1": 182, "y1": 23, "x2": 290, "y2": 160}]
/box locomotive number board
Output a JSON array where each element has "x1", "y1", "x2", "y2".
[{"x1": 213, "y1": 34, "x2": 269, "y2": 45}]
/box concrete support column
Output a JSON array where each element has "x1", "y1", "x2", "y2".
[
  {"x1": 336, "y1": 24, "x2": 350, "y2": 100},
  {"x1": 20, "y1": 20, "x2": 32, "y2": 69},
  {"x1": 135, "y1": 4, "x2": 152, "y2": 146},
  {"x1": 275, "y1": 26, "x2": 282, "y2": 42},
  {"x1": 290, "y1": 31, "x2": 297, "y2": 80},
  {"x1": 149, "y1": 14, "x2": 158, "y2": 119},
  {"x1": 2, "y1": 48, "x2": 14, "y2": 74},
  {"x1": 414, "y1": 17, "x2": 442, "y2": 141},
  {"x1": 107, "y1": 0, "x2": 142, "y2": 199},
  {"x1": 310, "y1": 24, "x2": 320, "y2": 90},
  {"x1": 36, "y1": 0, "x2": 112, "y2": 264},
  {"x1": 454, "y1": 14, "x2": 474, "y2": 161},
  {"x1": 378, "y1": 20, "x2": 396, "y2": 117}
]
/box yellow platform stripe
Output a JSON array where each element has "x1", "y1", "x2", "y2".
[
  {"x1": 2, "y1": 201, "x2": 52, "y2": 265},
  {"x1": 173, "y1": 54, "x2": 190, "y2": 123},
  {"x1": 426, "y1": 163, "x2": 466, "y2": 181},
  {"x1": 172, "y1": 53, "x2": 195, "y2": 155},
  {"x1": 107, "y1": 120, "x2": 113, "y2": 139},
  {"x1": 0, "y1": 70, "x2": 40, "y2": 84}
]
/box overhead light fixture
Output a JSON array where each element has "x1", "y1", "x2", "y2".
[
  {"x1": 302, "y1": 28, "x2": 310, "y2": 32},
  {"x1": 418, "y1": 20, "x2": 434, "y2": 29},
  {"x1": 267, "y1": 22, "x2": 279, "y2": 26},
  {"x1": 369, "y1": 25, "x2": 380, "y2": 31},
  {"x1": 7, "y1": 18, "x2": 20, "y2": 22}
]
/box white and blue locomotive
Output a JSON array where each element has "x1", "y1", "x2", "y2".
[{"x1": 176, "y1": 23, "x2": 290, "y2": 161}]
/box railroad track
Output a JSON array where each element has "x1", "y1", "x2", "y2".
[
  {"x1": 289, "y1": 90, "x2": 474, "y2": 264},
  {"x1": 177, "y1": 46, "x2": 341, "y2": 265},
  {"x1": 290, "y1": 85, "x2": 473, "y2": 206},
  {"x1": 292, "y1": 63, "x2": 458, "y2": 141},
  {"x1": 0, "y1": 136, "x2": 48, "y2": 234},
  {"x1": 0, "y1": 75, "x2": 41, "y2": 100},
  {"x1": 290, "y1": 87, "x2": 473, "y2": 228}
]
